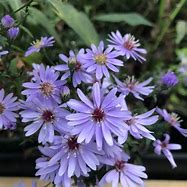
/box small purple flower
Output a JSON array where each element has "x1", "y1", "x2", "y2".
[
  {"x1": 1, "y1": 15, "x2": 15, "y2": 28},
  {"x1": 20, "y1": 98, "x2": 69, "y2": 144},
  {"x1": 99, "y1": 153, "x2": 147, "y2": 187},
  {"x1": 153, "y1": 134, "x2": 181, "y2": 168},
  {"x1": 25, "y1": 36, "x2": 55, "y2": 57},
  {"x1": 66, "y1": 82, "x2": 131, "y2": 150},
  {"x1": 0, "y1": 46, "x2": 8, "y2": 58},
  {"x1": 156, "y1": 107, "x2": 187, "y2": 137},
  {"x1": 55, "y1": 49, "x2": 93, "y2": 87},
  {"x1": 161, "y1": 71, "x2": 178, "y2": 87},
  {"x1": 114, "y1": 75, "x2": 154, "y2": 100},
  {"x1": 22, "y1": 64, "x2": 65, "y2": 103},
  {"x1": 108, "y1": 30, "x2": 147, "y2": 62},
  {"x1": 0, "y1": 89, "x2": 19, "y2": 130},
  {"x1": 119, "y1": 109, "x2": 158, "y2": 144},
  {"x1": 7, "y1": 27, "x2": 20, "y2": 40},
  {"x1": 83, "y1": 41, "x2": 123, "y2": 80}
]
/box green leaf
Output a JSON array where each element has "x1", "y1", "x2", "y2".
[
  {"x1": 27, "y1": 7, "x2": 63, "y2": 47},
  {"x1": 23, "y1": 52, "x2": 42, "y2": 65},
  {"x1": 176, "y1": 20, "x2": 186, "y2": 44},
  {"x1": 94, "y1": 13, "x2": 153, "y2": 26},
  {"x1": 48, "y1": 0, "x2": 99, "y2": 46}
]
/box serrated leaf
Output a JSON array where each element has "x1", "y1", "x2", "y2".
[
  {"x1": 48, "y1": 0, "x2": 99, "y2": 46},
  {"x1": 27, "y1": 7, "x2": 62, "y2": 47},
  {"x1": 94, "y1": 13, "x2": 153, "y2": 26},
  {"x1": 176, "y1": 20, "x2": 186, "y2": 44}
]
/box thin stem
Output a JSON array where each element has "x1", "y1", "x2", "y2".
[
  {"x1": 43, "y1": 48, "x2": 54, "y2": 65},
  {"x1": 153, "y1": 0, "x2": 185, "y2": 50},
  {"x1": 13, "y1": 0, "x2": 33, "y2": 14}
]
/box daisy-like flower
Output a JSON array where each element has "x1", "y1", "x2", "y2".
[
  {"x1": 153, "y1": 134, "x2": 181, "y2": 168},
  {"x1": 66, "y1": 82, "x2": 131, "y2": 150},
  {"x1": 24, "y1": 36, "x2": 55, "y2": 57},
  {"x1": 1, "y1": 15, "x2": 15, "y2": 28},
  {"x1": 156, "y1": 108, "x2": 187, "y2": 137},
  {"x1": 161, "y1": 71, "x2": 178, "y2": 87},
  {"x1": 99, "y1": 153, "x2": 147, "y2": 187},
  {"x1": 0, "y1": 89, "x2": 19, "y2": 129},
  {"x1": 20, "y1": 98, "x2": 69, "y2": 144},
  {"x1": 108, "y1": 30, "x2": 147, "y2": 62},
  {"x1": 114, "y1": 75, "x2": 154, "y2": 100},
  {"x1": 22, "y1": 64, "x2": 65, "y2": 103},
  {"x1": 118, "y1": 109, "x2": 158, "y2": 144},
  {"x1": 83, "y1": 41, "x2": 123, "y2": 80},
  {"x1": 55, "y1": 49, "x2": 93, "y2": 87},
  {"x1": 0, "y1": 46, "x2": 8, "y2": 58}
]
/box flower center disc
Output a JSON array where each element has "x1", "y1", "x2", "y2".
[
  {"x1": 0, "y1": 103, "x2": 5, "y2": 114},
  {"x1": 67, "y1": 137, "x2": 79, "y2": 150},
  {"x1": 115, "y1": 160, "x2": 125, "y2": 171},
  {"x1": 40, "y1": 82, "x2": 54, "y2": 96},
  {"x1": 75, "y1": 62, "x2": 81, "y2": 71},
  {"x1": 33, "y1": 40, "x2": 42, "y2": 48},
  {"x1": 92, "y1": 108, "x2": 105, "y2": 122},
  {"x1": 42, "y1": 110, "x2": 55, "y2": 122},
  {"x1": 95, "y1": 54, "x2": 107, "y2": 64}
]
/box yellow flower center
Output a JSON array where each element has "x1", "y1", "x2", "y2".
[
  {"x1": 94, "y1": 54, "x2": 107, "y2": 64},
  {"x1": 40, "y1": 82, "x2": 54, "y2": 97},
  {"x1": 0, "y1": 103, "x2": 5, "y2": 114},
  {"x1": 33, "y1": 40, "x2": 42, "y2": 48}
]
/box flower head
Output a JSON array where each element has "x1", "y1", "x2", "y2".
[
  {"x1": 22, "y1": 64, "x2": 65, "y2": 103},
  {"x1": 25, "y1": 36, "x2": 55, "y2": 57},
  {"x1": 83, "y1": 41, "x2": 123, "y2": 80},
  {"x1": 7, "y1": 27, "x2": 20, "y2": 40},
  {"x1": 114, "y1": 75, "x2": 154, "y2": 100},
  {"x1": 119, "y1": 109, "x2": 158, "y2": 144},
  {"x1": 156, "y1": 107, "x2": 187, "y2": 137},
  {"x1": 66, "y1": 82, "x2": 131, "y2": 150},
  {"x1": 1, "y1": 15, "x2": 15, "y2": 28},
  {"x1": 153, "y1": 134, "x2": 181, "y2": 168},
  {"x1": 0, "y1": 89, "x2": 19, "y2": 130},
  {"x1": 161, "y1": 71, "x2": 178, "y2": 87},
  {"x1": 55, "y1": 49, "x2": 93, "y2": 87},
  {"x1": 99, "y1": 153, "x2": 147, "y2": 187},
  {"x1": 108, "y1": 31, "x2": 147, "y2": 62},
  {"x1": 0, "y1": 46, "x2": 8, "y2": 58},
  {"x1": 20, "y1": 98, "x2": 69, "y2": 144}
]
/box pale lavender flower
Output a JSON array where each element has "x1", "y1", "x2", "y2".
[
  {"x1": 118, "y1": 109, "x2": 158, "y2": 144},
  {"x1": 22, "y1": 64, "x2": 65, "y2": 103},
  {"x1": 13, "y1": 181, "x2": 36, "y2": 187},
  {"x1": 0, "y1": 89, "x2": 19, "y2": 130},
  {"x1": 156, "y1": 108, "x2": 187, "y2": 137},
  {"x1": 0, "y1": 46, "x2": 8, "y2": 58},
  {"x1": 108, "y1": 30, "x2": 147, "y2": 62},
  {"x1": 114, "y1": 75, "x2": 154, "y2": 100},
  {"x1": 55, "y1": 49, "x2": 93, "y2": 87},
  {"x1": 99, "y1": 153, "x2": 147, "y2": 187},
  {"x1": 153, "y1": 134, "x2": 181, "y2": 168},
  {"x1": 20, "y1": 98, "x2": 69, "y2": 144},
  {"x1": 25, "y1": 36, "x2": 55, "y2": 57},
  {"x1": 1, "y1": 15, "x2": 15, "y2": 28},
  {"x1": 161, "y1": 72, "x2": 178, "y2": 87},
  {"x1": 82, "y1": 41, "x2": 123, "y2": 80},
  {"x1": 66, "y1": 82, "x2": 131, "y2": 150},
  {"x1": 7, "y1": 27, "x2": 20, "y2": 40}
]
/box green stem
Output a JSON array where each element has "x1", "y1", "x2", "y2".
[
  {"x1": 13, "y1": 0, "x2": 33, "y2": 14},
  {"x1": 43, "y1": 49, "x2": 54, "y2": 65},
  {"x1": 153, "y1": 0, "x2": 185, "y2": 50}
]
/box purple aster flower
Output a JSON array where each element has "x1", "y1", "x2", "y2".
[
  {"x1": 25, "y1": 36, "x2": 55, "y2": 57},
  {"x1": 1, "y1": 15, "x2": 15, "y2": 28},
  {"x1": 108, "y1": 30, "x2": 147, "y2": 62},
  {"x1": 82, "y1": 41, "x2": 123, "y2": 80},
  {"x1": 114, "y1": 75, "x2": 154, "y2": 100},
  {"x1": 161, "y1": 71, "x2": 178, "y2": 87},
  {"x1": 20, "y1": 98, "x2": 69, "y2": 144},
  {"x1": 99, "y1": 153, "x2": 147, "y2": 187},
  {"x1": 118, "y1": 109, "x2": 158, "y2": 144},
  {"x1": 66, "y1": 82, "x2": 131, "y2": 150},
  {"x1": 153, "y1": 134, "x2": 181, "y2": 168},
  {"x1": 55, "y1": 49, "x2": 93, "y2": 87},
  {"x1": 0, "y1": 46, "x2": 8, "y2": 58},
  {"x1": 156, "y1": 107, "x2": 187, "y2": 137},
  {"x1": 7, "y1": 27, "x2": 20, "y2": 40},
  {"x1": 0, "y1": 89, "x2": 19, "y2": 130},
  {"x1": 22, "y1": 64, "x2": 65, "y2": 103}
]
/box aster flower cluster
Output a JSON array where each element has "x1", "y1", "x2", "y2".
[{"x1": 1, "y1": 30, "x2": 186, "y2": 187}]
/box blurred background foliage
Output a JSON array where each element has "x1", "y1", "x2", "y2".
[{"x1": 0, "y1": 0, "x2": 187, "y2": 161}]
